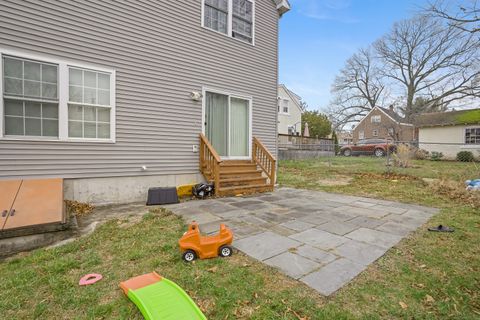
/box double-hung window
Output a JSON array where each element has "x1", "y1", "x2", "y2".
[
  {"x1": 203, "y1": 0, "x2": 255, "y2": 44},
  {"x1": 68, "y1": 68, "x2": 111, "y2": 139},
  {"x1": 2, "y1": 56, "x2": 59, "y2": 137},
  {"x1": 1, "y1": 50, "x2": 115, "y2": 142},
  {"x1": 465, "y1": 127, "x2": 480, "y2": 144}
]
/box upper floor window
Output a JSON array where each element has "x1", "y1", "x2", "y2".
[
  {"x1": 279, "y1": 99, "x2": 289, "y2": 114},
  {"x1": 372, "y1": 129, "x2": 378, "y2": 137},
  {"x1": 465, "y1": 127, "x2": 480, "y2": 144},
  {"x1": 203, "y1": 0, "x2": 255, "y2": 44},
  {"x1": 371, "y1": 115, "x2": 381, "y2": 123}
]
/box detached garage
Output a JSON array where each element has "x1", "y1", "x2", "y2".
[{"x1": 416, "y1": 109, "x2": 480, "y2": 160}]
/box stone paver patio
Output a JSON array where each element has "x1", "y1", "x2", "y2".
[{"x1": 164, "y1": 188, "x2": 439, "y2": 296}]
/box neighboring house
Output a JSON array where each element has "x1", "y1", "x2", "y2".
[
  {"x1": 337, "y1": 131, "x2": 353, "y2": 146},
  {"x1": 0, "y1": 0, "x2": 290, "y2": 204},
  {"x1": 352, "y1": 106, "x2": 415, "y2": 143},
  {"x1": 416, "y1": 109, "x2": 480, "y2": 159},
  {"x1": 277, "y1": 84, "x2": 303, "y2": 135}
]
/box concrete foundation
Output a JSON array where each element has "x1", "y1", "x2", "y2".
[
  {"x1": 278, "y1": 149, "x2": 334, "y2": 160},
  {"x1": 64, "y1": 173, "x2": 204, "y2": 205}
]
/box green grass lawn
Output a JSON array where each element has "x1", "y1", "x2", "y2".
[{"x1": 1, "y1": 157, "x2": 479, "y2": 319}]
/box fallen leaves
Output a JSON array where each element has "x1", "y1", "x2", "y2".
[
  {"x1": 207, "y1": 266, "x2": 218, "y2": 273},
  {"x1": 425, "y1": 294, "x2": 435, "y2": 304},
  {"x1": 64, "y1": 200, "x2": 94, "y2": 216},
  {"x1": 399, "y1": 301, "x2": 408, "y2": 309}
]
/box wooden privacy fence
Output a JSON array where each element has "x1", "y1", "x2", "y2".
[{"x1": 278, "y1": 134, "x2": 334, "y2": 151}]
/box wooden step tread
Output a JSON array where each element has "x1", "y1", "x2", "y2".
[
  {"x1": 220, "y1": 176, "x2": 267, "y2": 183},
  {"x1": 218, "y1": 183, "x2": 272, "y2": 192},
  {"x1": 220, "y1": 163, "x2": 255, "y2": 167},
  {"x1": 220, "y1": 169, "x2": 262, "y2": 175}
]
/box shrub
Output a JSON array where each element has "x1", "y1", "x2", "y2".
[
  {"x1": 393, "y1": 144, "x2": 414, "y2": 168},
  {"x1": 430, "y1": 151, "x2": 444, "y2": 161},
  {"x1": 414, "y1": 148, "x2": 430, "y2": 160},
  {"x1": 457, "y1": 151, "x2": 475, "y2": 162}
]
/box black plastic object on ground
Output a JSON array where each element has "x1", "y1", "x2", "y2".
[
  {"x1": 192, "y1": 183, "x2": 214, "y2": 199},
  {"x1": 146, "y1": 187, "x2": 179, "y2": 205},
  {"x1": 428, "y1": 225, "x2": 455, "y2": 232}
]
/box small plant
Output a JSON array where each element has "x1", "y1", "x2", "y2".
[
  {"x1": 393, "y1": 144, "x2": 414, "y2": 168},
  {"x1": 457, "y1": 151, "x2": 475, "y2": 162},
  {"x1": 414, "y1": 148, "x2": 430, "y2": 160},
  {"x1": 430, "y1": 151, "x2": 444, "y2": 161}
]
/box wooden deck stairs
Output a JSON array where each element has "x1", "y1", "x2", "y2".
[{"x1": 199, "y1": 134, "x2": 276, "y2": 197}]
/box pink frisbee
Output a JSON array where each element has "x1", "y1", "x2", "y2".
[{"x1": 79, "y1": 273, "x2": 103, "y2": 286}]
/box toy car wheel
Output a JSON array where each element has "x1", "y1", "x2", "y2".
[
  {"x1": 219, "y1": 245, "x2": 233, "y2": 258},
  {"x1": 182, "y1": 250, "x2": 197, "y2": 262}
]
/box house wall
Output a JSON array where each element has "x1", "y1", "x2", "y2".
[
  {"x1": 277, "y1": 86, "x2": 302, "y2": 135},
  {"x1": 0, "y1": 0, "x2": 280, "y2": 203},
  {"x1": 353, "y1": 108, "x2": 414, "y2": 143},
  {"x1": 419, "y1": 126, "x2": 480, "y2": 159}
]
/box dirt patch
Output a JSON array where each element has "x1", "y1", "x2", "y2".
[
  {"x1": 357, "y1": 172, "x2": 419, "y2": 181},
  {"x1": 318, "y1": 176, "x2": 353, "y2": 186}
]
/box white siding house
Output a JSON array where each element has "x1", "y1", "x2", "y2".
[
  {"x1": 0, "y1": 0, "x2": 290, "y2": 204},
  {"x1": 277, "y1": 84, "x2": 303, "y2": 135},
  {"x1": 416, "y1": 109, "x2": 480, "y2": 159}
]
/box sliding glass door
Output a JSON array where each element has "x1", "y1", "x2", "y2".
[{"x1": 205, "y1": 91, "x2": 251, "y2": 158}]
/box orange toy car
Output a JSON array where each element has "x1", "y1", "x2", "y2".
[{"x1": 179, "y1": 222, "x2": 234, "y2": 262}]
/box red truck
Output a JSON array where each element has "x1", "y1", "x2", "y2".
[{"x1": 340, "y1": 139, "x2": 396, "y2": 157}]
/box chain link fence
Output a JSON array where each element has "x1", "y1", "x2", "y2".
[{"x1": 278, "y1": 137, "x2": 480, "y2": 171}]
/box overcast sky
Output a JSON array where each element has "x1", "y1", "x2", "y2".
[{"x1": 278, "y1": 0, "x2": 430, "y2": 111}]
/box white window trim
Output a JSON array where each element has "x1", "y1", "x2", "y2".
[
  {"x1": 0, "y1": 47, "x2": 116, "y2": 143},
  {"x1": 464, "y1": 126, "x2": 480, "y2": 145},
  {"x1": 359, "y1": 130, "x2": 365, "y2": 140},
  {"x1": 371, "y1": 115, "x2": 381, "y2": 123},
  {"x1": 278, "y1": 98, "x2": 290, "y2": 115},
  {"x1": 201, "y1": 86, "x2": 253, "y2": 160},
  {"x1": 201, "y1": 0, "x2": 256, "y2": 46},
  {"x1": 372, "y1": 129, "x2": 379, "y2": 137}
]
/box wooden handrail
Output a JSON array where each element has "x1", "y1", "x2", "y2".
[
  {"x1": 199, "y1": 133, "x2": 222, "y2": 195},
  {"x1": 252, "y1": 137, "x2": 276, "y2": 187},
  {"x1": 200, "y1": 134, "x2": 222, "y2": 164}
]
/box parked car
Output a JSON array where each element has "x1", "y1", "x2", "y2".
[{"x1": 340, "y1": 139, "x2": 396, "y2": 157}]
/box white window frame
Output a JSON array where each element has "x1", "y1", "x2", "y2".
[
  {"x1": 278, "y1": 98, "x2": 290, "y2": 115},
  {"x1": 465, "y1": 127, "x2": 480, "y2": 145},
  {"x1": 201, "y1": 86, "x2": 253, "y2": 160},
  {"x1": 0, "y1": 48, "x2": 116, "y2": 143},
  {"x1": 201, "y1": 0, "x2": 256, "y2": 46},
  {"x1": 372, "y1": 129, "x2": 379, "y2": 137},
  {"x1": 359, "y1": 130, "x2": 365, "y2": 140},
  {"x1": 371, "y1": 115, "x2": 381, "y2": 123}
]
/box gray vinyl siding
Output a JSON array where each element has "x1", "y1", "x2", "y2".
[{"x1": 0, "y1": 0, "x2": 279, "y2": 179}]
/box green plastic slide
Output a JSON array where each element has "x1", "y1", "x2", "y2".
[{"x1": 126, "y1": 277, "x2": 207, "y2": 320}]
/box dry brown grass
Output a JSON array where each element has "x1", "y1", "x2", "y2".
[{"x1": 431, "y1": 179, "x2": 480, "y2": 209}]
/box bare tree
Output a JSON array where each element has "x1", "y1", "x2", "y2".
[
  {"x1": 328, "y1": 47, "x2": 388, "y2": 127},
  {"x1": 374, "y1": 15, "x2": 480, "y2": 122},
  {"x1": 427, "y1": 0, "x2": 480, "y2": 34}
]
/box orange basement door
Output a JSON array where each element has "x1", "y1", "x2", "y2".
[{"x1": 0, "y1": 178, "x2": 65, "y2": 231}]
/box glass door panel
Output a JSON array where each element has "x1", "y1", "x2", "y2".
[
  {"x1": 204, "y1": 91, "x2": 251, "y2": 158},
  {"x1": 230, "y1": 97, "x2": 249, "y2": 157},
  {"x1": 205, "y1": 92, "x2": 229, "y2": 157}
]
